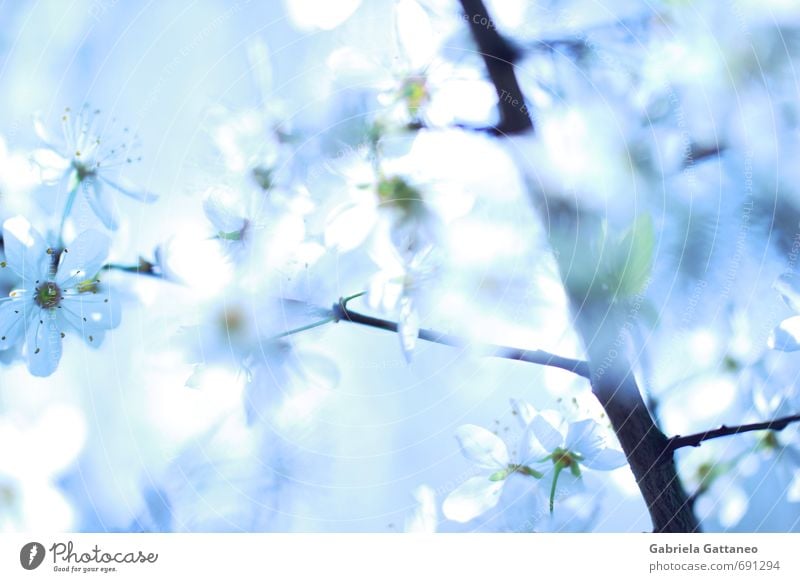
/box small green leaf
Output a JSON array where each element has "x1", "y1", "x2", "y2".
[
  {"x1": 517, "y1": 465, "x2": 544, "y2": 479},
  {"x1": 612, "y1": 214, "x2": 655, "y2": 297},
  {"x1": 569, "y1": 462, "x2": 582, "y2": 478},
  {"x1": 217, "y1": 229, "x2": 243, "y2": 241}
]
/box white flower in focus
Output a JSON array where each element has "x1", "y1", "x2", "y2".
[
  {"x1": 527, "y1": 413, "x2": 627, "y2": 512},
  {"x1": 442, "y1": 423, "x2": 544, "y2": 523},
  {"x1": 0, "y1": 216, "x2": 121, "y2": 377},
  {"x1": 31, "y1": 106, "x2": 157, "y2": 230}
]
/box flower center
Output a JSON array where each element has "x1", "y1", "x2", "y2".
[
  {"x1": 72, "y1": 160, "x2": 96, "y2": 181},
  {"x1": 220, "y1": 306, "x2": 245, "y2": 335},
  {"x1": 35, "y1": 282, "x2": 62, "y2": 309},
  {"x1": 377, "y1": 176, "x2": 424, "y2": 215},
  {"x1": 552, "y1": 447, "x2": 574, "y2": 467}
]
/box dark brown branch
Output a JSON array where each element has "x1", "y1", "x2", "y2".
[
  {"x1": 667, "y1": 414, "x2": 800, "y2": 452},
  {"x1": 331, "y1": 297, "x2": 590, "y2": 379},
  {"x1": 459, "y1": 0, "x2": 533, "y2": 135},
  {"x1": 459, "y1": 0, "x2": 699, "y2": 532}
]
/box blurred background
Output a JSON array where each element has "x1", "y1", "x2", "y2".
[{"x1": 1, "y1": 0, "x2": 799, "y2": 532}]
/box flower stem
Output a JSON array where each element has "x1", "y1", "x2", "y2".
[
  {"x1": 549, "y1": 462, "x2": 566, "y2": 514},
  {"x1": 268, "y1": 316, "x2": 336, "y2": 340},
  {"x1": 58, "y1": 182, "x2": 80, "y2": 248}
]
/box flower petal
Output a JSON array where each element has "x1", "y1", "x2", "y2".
[
  {"x1": 788, "y1": 470, "x2": 800, "y2": 503},
  {"x1": 530, "y1": 415, "x2": 564, "y2": 452},
  {"x1": 31, "y1": 148, "x2": 70, "y2": 185},
  {"x1": 397, "y1": 295, "x2": 419, "y2": 363},
  {"x1": 498, "y1": 472, "x2": 546, "y2": 532},
  {"x1": 517, "y1": 423, "x2": 551, "y2": 465},
  {"x1": 2, "y1": 216, "x2": 50, "y2": 282},
  {"x1": 203, "y1": 189, "x2": 247, "y2": 234},
  {"x1": 101, "y1": 176, "x2": 158, "y2": 202},
  {"x1": 510, "y1": 398, "x2": 537, "y2": 428},
  {"x1": 56, "y1": 230, "x2": 111, "y2": 286},
  {"x1": 442, "y1": 476, "x2": 503, "y2": 523},
  {"x1": 25, "y1": 314, "x2": 63, "y2": 377},
  {"x1": 581, "y1": 448, "x2": 627, "y2": 471},
  {"x1": 768, "y1": 316, "x2": 800, "y2": 351},
  {"x1": 83, "y1": 178, "x2": 119, "y2": 230},
  {"x1": 565, "y1": 419, "x2": 605, "y2": 457},
  {"x1": 61, "y1": 291, "x2": 121, "y2": 347},
  {"x1": 0, "y1": 300, "x2": 29, "y2": 350},
  {"x1": 454, "y1": 424, "x2": 509, "y2": 469}
]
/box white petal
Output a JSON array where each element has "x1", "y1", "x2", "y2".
[
  {"x1": 61, "y1": 291, "x2": 121, "y2": 346},
  {"x1": 31, "y1": 148, "x2": 70, "y2": 185},
  {"x1": 0, "y1": 300, "x2": 29, "y2": 350},
  {"x1": 718, "y1": 484, "x2": 748, "y2": 528},
  {"x1": 398, "y1": 295, "x2": 419, "y2": 363},
  {"x1": 395, "y1": 0, "x2": 437, "y2": 70},
  {"x1": 57, "y1": 229, "x2": 111, "y2": 285},
  {"x1": 768, "y1": 316, "x2": 800, "y2": 351},
  {"x1": 454, "y1": 424, "x2": 510, "y2": 469},
  {"x1": 25, "y1": 315, "x2": 63, "y2": 377},
  {"x1": 565, "y1": 419, "x2": 605, "y2": 457},
  {"x1": 788, "y1": 470, "x2": 800, "y2": 503},
  {"x1": 442, "y1": 476, "x2": 503, "y2": 523},
  {"x1": 530, "y1": 415, "x2": 564, "y2": 452},
  {"x1": 31, "y1": 404, "x2": 87, "y2": 475},
  {"x1": 33, "y1": 113, "x2": 56, "y2": 145},
  {"x1": 510, "y1": 398, "x2": 537, "y2": 428},
  {"x1": 517, "y1": 423, "x2": 550, "y2": 465},
  {"x1": 324, "y1": 203, "x2": 376, "y2": 251},
  {"x1": 203, "y1": 188, "x2": 247, "y2": 234},
  {"x1": 404, "y1": 485, "x2": 438, "y2": 533},
  {"x1": 101, "y1": 176, "x2": 158, "y2": 202},
  {"x1": 2, "y1": 216, "x2": 50, "y2": 282},
  {"x1": 83, "y1": 178, "x2": 118, "y2": 230},
  {"x1": 498, "y1": 472, "x2": 546, "y2": 532},
  {"x1": 775, "y1": 273, "x2": 800, "y2": 312},
  {"x1": 581, "y1": 448, "x2": 628, "y2": 471}
]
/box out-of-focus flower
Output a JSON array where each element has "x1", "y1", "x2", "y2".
[
  {"x1": 31, "y1": 105, "x2": 157, "y2": 231},
  {"x1": 368, "y1": 233, "x2": 437, "y2": 362},
  {"x1": 0, "y1": 404, "x2": 87, "y2": 532},
  {"x1": 768, "y1": 273, "x2": 800, "y2": 351},
  {"x1": 404, "y1": 485, "x2": 438, "y2": 532},
  {"x1": 132, "y1": 416, "x2": 282, "y2": 532},
  {"x1": 0, "y1": 217, "x2": 121, "y2": 376}
]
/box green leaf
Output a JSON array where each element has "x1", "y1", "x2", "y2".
[
  {"x1": 517, "y1": 465, "x2": 544, "y2": 479},
  {"x1": 601, "y1": 214, "x2": 655, "y2": 299}
]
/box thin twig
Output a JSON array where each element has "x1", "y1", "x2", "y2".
[
  {"x1": 331, "y1": 295, "x2": 590, "y2": 379},
  {"x1": 667, "y1": 414, "x2": 800, "y2": 452}
]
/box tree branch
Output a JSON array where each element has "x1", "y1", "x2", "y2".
[
  {"x1": 459, "y1": 0, "x2": 699, "y2": 532},
  {"x1": 667, "y1": 413, "x2": 800, "y2": 452},
  {"x1": 459, "y1": 0, "x2": 533, "y2": 135},
  {"x1": 330, "y1": 295, "x2": 590, "y2": 379}
]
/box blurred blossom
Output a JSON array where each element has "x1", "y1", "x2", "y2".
[
  {"x1": 404, "y1": 485, "x2": 438, "y2": 532},
  {"x1": 31, "y1": 106, "x2": 157, "y2": 231},
  {"x1": 0, "y1": 404, "x2": 86, "y2": 532}
]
